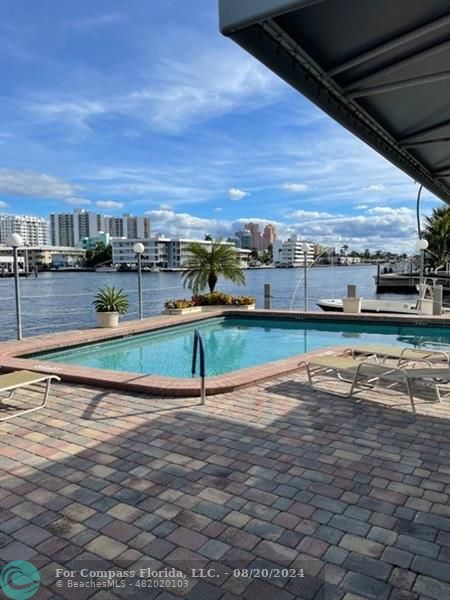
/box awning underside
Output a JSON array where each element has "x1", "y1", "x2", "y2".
[{"x1": 220, "y1": 0, "x2": 450, "y2": 203}]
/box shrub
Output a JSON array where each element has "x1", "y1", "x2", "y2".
[
  {"x1": 192, "y1": 292, "x2": 234, "y2": 306},
  {"x1": 235, "y1": 295, "x2": 255, "y2": 305},
  {"x1": 93, "y1": 286, "x2": 129, "y2": 314},
  {"x1": 166, "y1": 292, "x2": 256, "y2": 308},
  {"x1": 164, "y1": 299, "x2": 193, "y2": 309}
]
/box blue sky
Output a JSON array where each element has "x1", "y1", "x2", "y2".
[{"x1": 0, "y1": 0, "x2": 443, "y2": 251}]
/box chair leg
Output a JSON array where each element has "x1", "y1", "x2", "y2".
[
  {"x1": 434, "y1": 383, "x2": 442, "y2": 403},
  {"x1": 0, "y1": 389, "x2": 14, "y2": 406},
  {"x1": 347, "y1": 365, "x2": 364, "y2": 398},
  {"x1": 305, "y1": 364, "x2": 314, "y2": 385},
  {"x1": 404, "y1": 377, "x2": 416, "y2": 413}
]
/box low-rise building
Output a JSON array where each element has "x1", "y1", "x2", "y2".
[
  {"x1": 273, "y1": 236, "x2": 315, "y2": 266},
  {"x1": 81, "y1": 232, "x2": 111, "y2": 250},
  {"x1": 111, "y1": 237, "x2": 250, "y2": 269},
  {"x1": 0, "y1": 245, "x2": 86, "y2": 272}
]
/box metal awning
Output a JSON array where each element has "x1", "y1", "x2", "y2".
[{"x1": 219, "y1": 0, "x2": 450, "y2": 203}]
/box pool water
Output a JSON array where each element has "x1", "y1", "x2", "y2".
[{"x1": 33, "y1": 317, "x2": 450, "y2": 378}]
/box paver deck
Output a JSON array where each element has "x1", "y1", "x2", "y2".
[{"x1": 1, "y1": 370, "x2": 450, "y2": 599}]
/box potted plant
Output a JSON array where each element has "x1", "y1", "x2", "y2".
[{"x1": 93, "y1": 286, "x2": 129, "y2": 327}]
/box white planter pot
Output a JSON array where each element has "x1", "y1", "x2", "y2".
[
  {"x1": 201, "y1": 304, "x2": 256, "y2": 312},
  {"x1": 164, "y1": 307, "x2": 203, "y2": 315},
  {"x1": 164, "y1": 304, "x2": 256, "y2": 315},
  {"x1": 96, "y1": 312, "x2": 119, "y2": 327},
  {"x1": 342, "y1": 298, "x2": 362, "y2": 314}
]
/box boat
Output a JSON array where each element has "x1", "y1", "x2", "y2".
[
  {"x1": 150, "y1": 267, "x2": 160, "y2": 273},
  {"x1": 375, "y1": 271, "x2": 450, "y2": 295},
  {"x1": 95, "y1": 265, "x2": 117, "y2": 272},
  {"x1": 317, "y1": 297, "x2": 433, "y2": 315}
]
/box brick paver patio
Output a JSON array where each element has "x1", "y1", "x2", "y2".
[{"x1": 1, "y1": 371, "x2": 450, "y2": 599}]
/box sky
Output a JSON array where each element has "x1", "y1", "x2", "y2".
[{"x1": 0, "y1": 0, "x2": 444, "y2": 252}]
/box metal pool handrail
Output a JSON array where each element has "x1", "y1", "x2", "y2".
[{"x1": 191, "y1": 329, "x2": 206, "y2": 404}]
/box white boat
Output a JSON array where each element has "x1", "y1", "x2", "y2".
[
  {"x1": 317, "y1": 297, "x2": 433, "y2": 315},
  {"x1": 150, "y1": 267, "x2": 160, "y2": 273},
  {"x1": 95, "y1": 265, "x2": 117, "y2": 272}
]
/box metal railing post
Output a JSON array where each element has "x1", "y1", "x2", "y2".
[
  {"x1": 137, "y1": 253, "x2": 143, "y2": 320},
  {"x1": 13, "y1": 247, "x2": 22, "y2": 340},
  {"x1": 192, "y1": 329, "x2": 206, "y2": 404}
]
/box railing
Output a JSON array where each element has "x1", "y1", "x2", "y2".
[{"x1": 191, "y1": 329, "x2": 206, "y2": 405}]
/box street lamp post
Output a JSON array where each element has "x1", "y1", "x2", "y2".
[
  {"x1": 417, "y1": 238, "x2": 429, "y2": 313},
  {"x1": 8, "y1": 233, "x2": 24, "y2": 340},
  {"x1": 301, "y1": 243, "x2": 310, "y2": 312},
  {"x1": 133, "y1": 242, "x2": 145, "y2": 320}
]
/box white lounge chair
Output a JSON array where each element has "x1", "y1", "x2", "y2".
[
  {"x1": 299, "y1": 355, "x2": 450, "y2": 412},
  {"x1": 0, "y1": 370, "x2": 60, "y2": 422}
]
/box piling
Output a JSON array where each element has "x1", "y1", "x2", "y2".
[
  {"x1": 433, "y1": 285, "x2": 443, "y2": 316},
  {"x1": 264, "y1": 283, "x2": 272, "y2": 309}
]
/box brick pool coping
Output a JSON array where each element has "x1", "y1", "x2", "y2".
[{"x1": 1, "y1": 309, "x2": 449, "y2": 397}]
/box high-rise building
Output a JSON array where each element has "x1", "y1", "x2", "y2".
[
  {"x1": 244, "y1": 222, "x2": 263, "y2": 250},
  {"x1": 262, "y1": 224, "x2": 277, "y2": 250},
  {"x1": 234, "y1": 229, "x2": 253, "y2": 250},
  {"x1": 124, "y1": 214, "x2": 151, "y2": 239},
  {"x1": 0, "y1": 214, "x2": 48, "y2": 246},
  {"x1": 50, "y1": 209, "x2": 151, "y2": 247},
  {"x1": 50, "y1": 213, "x2": 74, "y2": 246}
]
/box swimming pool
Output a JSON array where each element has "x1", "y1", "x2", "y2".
[{"x1": 33, "y1": 316, "x2": 450, "y2": 378}]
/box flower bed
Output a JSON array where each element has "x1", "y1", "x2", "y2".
[{"x1": 164, "y1": 292, "x2": 256, "y2": 315}]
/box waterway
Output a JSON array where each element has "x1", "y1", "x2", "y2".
[{"x1": 0, "y1": 265, "x2": 416, "y2": 341}]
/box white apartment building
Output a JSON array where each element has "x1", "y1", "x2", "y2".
[
  {"x1": 0, "y1": 214, "x2": 48, "y2": 246},
  {"x1": 273, "y1": 235, "x2": 315, "y2": 266},
  {"x1": 50, "y1": 209, "x2": 151, "y2": 247},
  {"x1": 111, "y1": 237, "x2": 250, "y2": 269}
]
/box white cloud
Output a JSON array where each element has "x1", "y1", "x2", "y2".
[
  {"x1": 96, "y1": 200, "x2": 123, "y2": 209},
  {"x1": 282, "y1": 182, "x2": 308, "y2": 193},
  {"x1": 362, "y1": 184, "x2": 386, "y2": 192},
  {"x1": 228, "y1": 188, "x2": 248, "y2": 201},
  {"x1": 288, "y1": 206, "x2": 417, "y2": 251},
  {"x1": 289, "y1": 209, "x2": 334, "y2": 220},
  {"x1": 214, "y1": 207, "x2": 223, "y2": 212},
  {"x1": 0, "y1": 200, "x2": 8, "y2": 208},
  {"x1": 0, "y1": 132, "x2": 13, "y2": 145},
  {"x1": 140, "y1": 206, "x2": 424, "y2": 252},
  {"x1": 27, "y1": 48, "x2": 282, "y2": 135},
  {"x1": 65, "y1": 197, "x2": 91, "y2": 206},
  {"x1": 66, "y1": 13, "x2": 123, "y2": 31},
  {"x1": 354, "y1": 204, "x2": 368, "y2": 210},
  {"x1": 159, "y1": 203, "x2": 173, "y2": 210},
  {"x1": 0, "y1": 169, "x2": 78, "y2": 198},
  {"x1": 145, "y1": 209, "x2": 229, "y2": 238},
  {"x1": 28, "y1": 100, "x2": 106, "y2": 133},
  {"x1": 133, "y1": 50, "x2": 282, "y2": 133}
]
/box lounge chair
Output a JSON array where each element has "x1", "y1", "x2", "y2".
[
  {"x1": 345, "y1": 344, "x2": 450, "y2": 366},
  {"x1": 0, "y1": 370, "x2": 60, "y2": 422},
  {"x1": 299, "y1": 355, "x2": 450, "y2": 412}
]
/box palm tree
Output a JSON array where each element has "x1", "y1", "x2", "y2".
[
  {"x1": 182, "y1": 239, "x2": 246, "y2": 293},
  {"x1": 423, "y1": 207, "x2": 450, "y2": 269}
]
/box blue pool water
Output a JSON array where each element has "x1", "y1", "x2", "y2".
[{"x1": 33, "y1": 316, "x2": 450, "y2": 378}]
